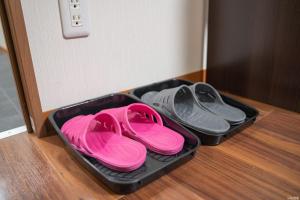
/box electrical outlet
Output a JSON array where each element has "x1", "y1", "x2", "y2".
[
  {"x1": 71, "y1": 15, "x2": 82, "y2": 27},
  {"x1": 58, "y1": 0, "x2": 90, "y2": 39}
]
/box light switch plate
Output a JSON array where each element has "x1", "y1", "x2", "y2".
[{"x1": 58, "y1": 0, "x2": 90, "y2": 39}]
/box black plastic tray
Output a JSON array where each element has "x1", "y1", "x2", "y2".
[
  {"x1": 129, "y1": 79, "x2": 259, "y2": 145},
  {"x1": 48, "y1": 93, "x2": 199, "y2": 194}
]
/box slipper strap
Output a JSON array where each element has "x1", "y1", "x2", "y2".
[
  {"x1": 61, "y1": 113, "x2": 122, "y2": 155},
  {"x1": 99, "y1": 103, "x2": 164, "y2": 137},
  {"x1": 119, "y1": 103, "x2": 163, "y2": 136},
  {"x1": 150, "y1": 85, "x2": 194, "y2": 121},
  {"x1": 191, "y1": 82, "x2": 224, "y2": 105}
]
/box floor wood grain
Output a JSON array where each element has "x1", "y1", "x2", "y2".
[{"x1": 0, "y1": 95, "x2": 299, "y2": 199}]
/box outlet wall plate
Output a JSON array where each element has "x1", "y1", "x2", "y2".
[{"x1": 58, "y1": 0, "x2": 90, "y2": 39}]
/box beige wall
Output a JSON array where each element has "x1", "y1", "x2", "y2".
[
  {"x1": 20, "y1": 0, "x2": 208, "y2": 111},
  {"x1": 0, "y1": 21, "x2": 7, "y2": 50}
]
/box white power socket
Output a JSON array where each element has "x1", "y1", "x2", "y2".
[{"x1": 58, "y1": 0, "x2": 90, "y2": 39}]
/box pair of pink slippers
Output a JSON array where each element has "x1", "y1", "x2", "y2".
[{"x1": 61, "y1": 103, "x2": 185, "y2": 172}]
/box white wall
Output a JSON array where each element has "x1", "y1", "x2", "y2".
[
  {"x1": 0, "y1": 21, "x2": 7, "y2": 50},
  {"x1": 20, "y1": 0, "x2": 207, "y2": 111}
]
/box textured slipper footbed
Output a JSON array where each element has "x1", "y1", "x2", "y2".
[
  {"x1": 190, "y1": 83, "x2": 246, "y2": 125},
  {"x1": 141, "y1": 86, "x2": 230, "y2": 134}
]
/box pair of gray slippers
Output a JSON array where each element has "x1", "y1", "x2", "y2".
[{"x1": 141, "y1": 82, "x2": 246, "y2": 134}]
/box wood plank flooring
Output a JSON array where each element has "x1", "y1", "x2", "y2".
[{"x1": 0, "y1": 95, "x2": 299, "y2": 200}]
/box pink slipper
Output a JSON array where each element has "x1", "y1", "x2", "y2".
[
  {"x1": 102, "y1": 103, "x2": 185, "y2": 155},
  {"x1": 61, "y1": 112, "x2": 147, "y2": 172}
]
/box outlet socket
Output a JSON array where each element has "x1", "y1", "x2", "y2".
[{"x1": 58, "y1": 0, "x2": 90, "y2": 39}]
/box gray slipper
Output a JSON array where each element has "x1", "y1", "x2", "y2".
[
  {"x1": 141, "y1": 85, "x2": 230, "y2": 134},
  {"x1": 190, "y1": 83, "x2": 246, "y2": 125}
]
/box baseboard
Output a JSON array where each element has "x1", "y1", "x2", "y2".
[
  {"x1": 177, "y1": 69, "x2": 206, "y2": 83},
  {"x1": 40, "y1": 69, "x2": 206, "y2": 137}
]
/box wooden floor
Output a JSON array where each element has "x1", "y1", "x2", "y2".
[{"x1": 0, "y1": 95, "x2": 300, "y2": 200}]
